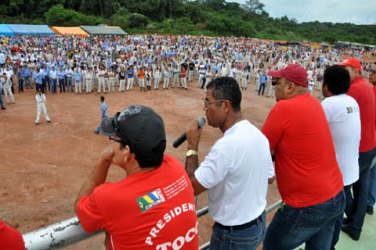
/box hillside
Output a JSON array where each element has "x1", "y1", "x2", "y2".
[{"x1": 1, "y1": 0, "x2": 375, "y2": 45}]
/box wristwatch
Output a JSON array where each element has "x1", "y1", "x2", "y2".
[{"x1": 186, "y1": 149, "x2": 198, "y2": 157}]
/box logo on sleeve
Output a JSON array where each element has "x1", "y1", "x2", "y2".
[{"x1": 137, "y1": 189, "x2": 165, "y2": 212}]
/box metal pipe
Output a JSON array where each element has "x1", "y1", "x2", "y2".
[
  {"x1": 196, "y1": 206, "x2": 209, "y2": 217},
  {"x1": 23, "y1": 217, "x2": 101, "y2": 250},
  {"x1": 266, "y1": 200, "x2": 283, "y2": 214},
  {"x1": 199, "y1": 241, "x2": 210, "y2": 250}
]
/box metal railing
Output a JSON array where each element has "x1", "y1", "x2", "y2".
[{"x1": 23, "y1": 200, "x2": 282, "y2": 250}]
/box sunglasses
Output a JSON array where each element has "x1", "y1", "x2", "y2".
[
  {"x1": 271, "y1": 78, "x2": 280, "y2": 86},
  {"x1": 108, "y1": 136, "x2": 122, "y2": 144},
  {"x1": 111, "y1": 112, "x2": 130, "y2": 146}
]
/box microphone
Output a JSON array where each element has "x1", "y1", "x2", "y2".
[{"x1": 173, "y1": 117, "x2": 206, "y2": 148}]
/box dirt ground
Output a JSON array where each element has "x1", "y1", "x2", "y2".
[{"x1": 0, "y1": 77, "x2": 312, "y2": 249}]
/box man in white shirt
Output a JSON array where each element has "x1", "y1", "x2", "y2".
[
  {"x1": 185, "y1": 77, "x2": 274, "y2": 249},
  {"x1": 0, "y1": 51, "x2": 5, "y2": 67},
  {"x1": 65, "y1": 67, "x2": 74, "y2": 92},
  {"x1": 321, "y1": 65, "x2": 361, "y2": 248},
  {"x1": 1, "y1": 73, "x2": 15, "y2": 105},
  {"x1": 198, "y1": 64, "x2": 207, "y2": 89},
  {"x1": 35, "y1": 87, "x2": 51, "y2": 125}
]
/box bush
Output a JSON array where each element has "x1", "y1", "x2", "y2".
[
  {"x1": 128, "y1": 13, "x2": 149, "y2": 28},
  {"x1": 45, "y1": 4, "x2": 103, "y2": 26},
  {"x1": 173, "y1": 17, "x2": 196, "y2": 34}
]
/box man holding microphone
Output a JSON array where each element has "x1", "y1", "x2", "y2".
[{"x1": 184, "y1": 77, "x2": 274, "y2": 249}]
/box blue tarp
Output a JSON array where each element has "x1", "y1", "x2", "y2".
[
  {"x1": 8, "y1": 24, "x2": 54, "y2": 36},
  {"x1": 0, "y1": 24, "x2": 14, "y2": 36}
]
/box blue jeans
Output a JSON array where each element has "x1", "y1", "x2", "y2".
[
  {"x1": 209, "y1": 212, "x2": 266, "y2": 250},
  {"x1": 59, "y1": 78, "x2": 65, "y2": 92},
  {"x1": 0, "y1": 89, "x2": 5, "y2": 108},
  {"x1": 368, "y1": 158, "x2": 376, "y2": 206},
  {"x1": 18, "y1": 79, "x2": 24, "y2": 92},
  {"x1": 258, "y1": 83, "x2": 265, "y2": 96},
  {"x1": 263, "y1": 190, "x2": 345, "y2": 250},
  {"x1": 331, "y1": 186, "x2": 352, "y2": 249},
  {"x1": 51, "y1": 78, "x2": 57, "y2": 93},
  {"x1": 44, "y1": 76, "x2": 50, "y2": 91},
  {"x1": 346, "y1": 147, "x2": 376, "y2": 233},
  {"x1": 66, "y1": 77, "x2": 73, "y2": 91},
  {"x1": 95, "y1": 116, "x2": 108, "y2": 133}
]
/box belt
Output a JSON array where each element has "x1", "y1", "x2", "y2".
[{"x1": 215, "y1": 215, "x2": 260, "y2": 230}]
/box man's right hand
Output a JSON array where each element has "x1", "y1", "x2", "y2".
[
  {"x1": 186, "y1": 119, "x2": 203, "y2": 150},
  {"x1": 99, "y1": 147, "x2": 114, "y2": 165}
]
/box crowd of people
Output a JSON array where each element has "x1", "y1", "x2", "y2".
[
  {"x1": 0, "y1": 34, "x2": 374, "y2": 102},
  {"x1": 1, "y1": 33, "x2": 375, "y2": 250}
]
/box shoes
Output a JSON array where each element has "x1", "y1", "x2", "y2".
[
  {"x1": 366, "y1": 205, "x2": 374, "y2": 215},
  {"x1": 35, "y1": 122, "x2": 40, "y2": 125},
  {"x1": 342, "y1": 217, "x2": 351, "y2": 226},
  {"x1": 94, "y1": 131, "x2": 99, "y2": 134},
  {"x1": 1, "y1": 107, "x2": 5, "y2": 110},
  {"x1": 47, "y1": 120, "x2": 52, "y2": 123},
  {"x1": 341, "y1": 225, "x2": 360, "y2": 241}
]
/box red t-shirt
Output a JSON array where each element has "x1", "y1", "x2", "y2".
[
  {"x1": 347, "y1": 76, "x2": 376, "y2": 152},
  {"x1": 77, "y1": 155, "x2": 198, "y2": 250},
  {"x1": 262, "y1": 93, "x2": 343, "y2": 208},
  {"x1": 180, "y1": 68, "x2": 187, "y2": 78},
  {"x1": 0, "y1": 220, "x2": 24, "y2": 250}
]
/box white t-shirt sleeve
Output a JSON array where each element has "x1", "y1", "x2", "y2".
[
  {"x1": 194, "y1": 143, "x2": 232, "y2": 189},
  {"x1": 321, "y1": 98, "x2": 333, "y2": 122},
  {"x1": 267, "y1": 161, "x2": 275, "y2": 178}
]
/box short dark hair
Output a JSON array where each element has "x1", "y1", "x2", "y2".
[
  {"x1": 323, "y1": 65, "x2": 350, "y2": 95},
  {"x1": 100, "y1": 96, "x2": 105, "y2": 102},
  {"x1": 206, "y1": 77, "x2": 241, "y2": 112}
]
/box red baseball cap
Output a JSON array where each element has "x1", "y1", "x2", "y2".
[
  {"x1": 268, "y1": 64, "x2": 308, "y2": 87},
  {"x1": 338, "y1": 57, "x2": 362, "y2": 73}
]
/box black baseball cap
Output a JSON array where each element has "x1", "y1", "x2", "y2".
[{"x1": 100, "y1": 105, "x2": 166, "y2": 168}]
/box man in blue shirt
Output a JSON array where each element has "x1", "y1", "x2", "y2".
[
  {"x1": 22, "y1": 64, "x2": 31, "y2": 89},
  {"x1": 94, "y1": 96, "x2": 109, "y2": 134},
  {"x1": 33, "y1": 68, "x2": 44, "y2": 92},
  {"x1": 258, "y1": 71, "x2": 268, "y2": 96},
  {"x1": 16, "y1": 65, "x2": 24, "y2": 92}
]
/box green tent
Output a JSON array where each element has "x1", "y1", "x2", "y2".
[{"x1": 80, "y1": 25, "x2": 126, "y2": 35}]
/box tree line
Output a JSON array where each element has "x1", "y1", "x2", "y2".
[{"x1": 1, "y1": 0, "x2": 375, "y2": 45}]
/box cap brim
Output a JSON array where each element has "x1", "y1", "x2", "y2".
[
  {"x1": 337, "y1": 62, "x2": 349, "y2": 67},
  {"x1": 100, "y1": 117, "x2": 116, "y2": 136},
  {"x1": 268, "y1": 70, "x2": 283, "y2": 78}
]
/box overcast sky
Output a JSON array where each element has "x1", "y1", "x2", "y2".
[{"x1": 232, "y1": 0, "x2": 376, "y2": 25}]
